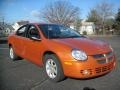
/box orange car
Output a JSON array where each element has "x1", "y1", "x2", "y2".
[{"x1": 8, "y1": 23, "x2": 116, "y2": 82}]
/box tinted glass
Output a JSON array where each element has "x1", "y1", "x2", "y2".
[
  {"x1": 39, "y1": 24, "x2": 84, "y2": 39},
  {"x1": 27, "y1": 25, "x2": 40, "y2": 39}
]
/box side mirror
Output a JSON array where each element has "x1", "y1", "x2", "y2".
[{"x1": 30, "y1": 36, "x2": 41, "y2": 41}]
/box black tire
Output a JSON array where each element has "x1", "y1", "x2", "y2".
[
  {"x1": 44, "y1": 54, "x2": 65, "y2": 82},
  {"x1": 9, "y1": 46, "x2": 22, "y2": 61}
]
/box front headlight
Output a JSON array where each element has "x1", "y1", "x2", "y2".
[{"x1": 71, "y1": 49, "x2": 87, "y2": 61}]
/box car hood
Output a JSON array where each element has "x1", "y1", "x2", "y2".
[{"x1": 52, "y1": 38, "x2": 111, "y2": 55}]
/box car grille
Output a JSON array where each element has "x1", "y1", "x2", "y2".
[
  {"x1": 95, "y1": 64, "x2": 113, "y2": 73},
  {"x1": 92, "y1": 52, "x2": 113, "y2": 64}
]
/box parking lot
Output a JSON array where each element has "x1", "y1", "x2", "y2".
[{"x1": 0, "y1": 36, "x2": 120, "y2": 90}]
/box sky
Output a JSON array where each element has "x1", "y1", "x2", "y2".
[{"x1": 0, "y1": 0, "x2": 120, "y2": 24}]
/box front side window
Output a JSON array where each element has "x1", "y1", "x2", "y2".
[
  {"x1": 16, "y1": 25, "x2": 27, "y2": 37},
  {"x1": 27, "y1": 25, "x2": 40, "y2": 39},
  {"x1": 39, "y1": 24, "x2": 84, "y2": 39}
]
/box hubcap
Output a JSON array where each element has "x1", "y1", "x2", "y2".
[
  {"x1": 46, "y1": 59, "x2": 57, "y2": 79},
  {"x1": 10, "y1": 48, "x2": 14, "y2": 59}
]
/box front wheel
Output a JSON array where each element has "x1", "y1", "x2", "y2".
[{"x1": 44, "y1": 54, "x2": 65, "y2": 82}]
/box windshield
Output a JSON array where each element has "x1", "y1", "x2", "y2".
[{"x1": 39, "y1": 24, "x2": 85, "y2": 39}]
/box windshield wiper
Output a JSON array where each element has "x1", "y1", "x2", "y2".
[
  {"x1": 50, "y1": 35, "x2": 86, "y2": 39},
  {"x1": 64, "y1": 36, "x2": 80, "y2": 38},
  {"x1": 50, "y1": 36, "x2": 64, "y2": 39}
]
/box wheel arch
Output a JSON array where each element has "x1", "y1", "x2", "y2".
[
  {"x1": 42, "y1": 51, "x2": 62, "y2": 65},
  {"x1": 8, "y1": 43, "x2": 12, "y2": 48}
]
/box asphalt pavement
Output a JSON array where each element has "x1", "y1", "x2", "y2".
[{"x1": 0, "y1": 36, "x2": 120, "y2": 90}]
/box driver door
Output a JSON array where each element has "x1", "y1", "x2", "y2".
[{"x1": 24, "y1": 25, "x2": 44, "y2": 65}]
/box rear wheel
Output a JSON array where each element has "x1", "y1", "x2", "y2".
[
  {"x1": 9, "y1": 46, "x2": 22, "y2": 61},
  {"x1": 44, "y1": 54, "x2": 65, "y2": 82}
]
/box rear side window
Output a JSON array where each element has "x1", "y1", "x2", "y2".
[{"x1": 16, "y1": 25, "x2": 27, "y2": 37}]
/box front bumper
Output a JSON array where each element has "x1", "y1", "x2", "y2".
[{"x1": 62, "y1": 55, "x2": 116, "y2": 78}]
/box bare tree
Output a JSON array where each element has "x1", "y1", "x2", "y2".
[
  {"x1": 96, "y1": 1, "x2": 114, "y2": 34},
  {"x1": 73, "y1": 17, "x2": 81, "y2": 32},
  {"x1": 42, "y1": 1, "x2": 79, "y2": 26}
]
